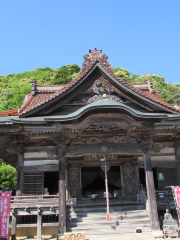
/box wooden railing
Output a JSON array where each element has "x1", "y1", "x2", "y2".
[
  {"x1": 11, "y1": 194, "x2": 59, "y2": 207},
  {"x1": 140, "y1": 190, "x2": 175, "y2": 212},
  {"x1": 155, "y1": 191, "x2": 174, "y2": 210},
  {"x1": 140, "y1": 190, "x2": 149, "y2": 215},
  {"x1": 6, "y1": 195, "x2": 61, "y2": 240}
]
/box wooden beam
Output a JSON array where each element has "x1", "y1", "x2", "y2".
[
  {"x1": 67, "y1": 143, "x2": 142, "y2": 156},
  {"x1": 20, "y1": 165, "x2": 58, "y2": 172}
]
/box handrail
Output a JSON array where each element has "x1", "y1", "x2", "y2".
[
  {"x1": 140, "y1": 190, "x2": 174, "y2": 214},
  {"x1": 10, "y1": 195, "x2": 59, "y2": 209},
  {"x1": 140, "y1": 190, "x2": 149, "y2": 216},
  {"x1": 11, "y1": 194, "x2": 59, "y2": 199}
]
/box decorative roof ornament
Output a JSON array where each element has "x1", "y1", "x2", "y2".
[
  {"x1": 147, "y1": 78, "x2": 155, "y2": 93},
  {"x1": 80, "y1": 48, "x2": 113, "y2": 74},
  {"x1": 89, "y1": 47, "x2": 102, "y2": 61}
]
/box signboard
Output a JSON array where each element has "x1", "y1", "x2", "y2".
[
  {"x1": 172, "y1": 186, "x2": 180, "y2": 220},
  {"x1": 0, "y1": 192, "x2": 11, "y2": 238},
  {"x1": 100, "y1": 162, "x2": 110, "y2": 172},
  {"x1": 85, "y1": 154, "x2": 117, "y2": 161}
]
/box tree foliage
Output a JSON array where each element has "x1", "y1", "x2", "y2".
[
  {"x1": 0, "y1": 159, "x2": 17, "y2": 192},
  {"x1": 0, "y1": 64, "x2": 80, "y2": 111}
]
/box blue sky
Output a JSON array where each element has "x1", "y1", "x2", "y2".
[{"x1": 0, "y1": 0, "x2": 180, "y2": 84}]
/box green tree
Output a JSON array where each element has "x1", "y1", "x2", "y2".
[
  {"x1": 113, "y1": 67, "x2": 131, "y2": 81},
  {"x1": 66, "y1": 64, "x2": 80, "y2": 74},
  {"x1": 52, "y1": 66, "x2": 72, "y2": 84},
  {"x1": 0, "y1": 159, "x2": 17, "y2": 193}
]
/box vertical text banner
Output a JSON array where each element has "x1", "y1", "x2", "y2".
[
  {"x1": 0, "y1": 192, "x2": 11, "y2": 238},
  {"x1": 172, "y1": 186, "x2": 180, "y2": 221}
]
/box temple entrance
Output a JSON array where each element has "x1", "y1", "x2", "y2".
[
  {"x1": 44, "y1": 172, "x2": 58, "y2": 195},
  {"x1": 81, "y1": 166, "x2": 122, "y2": 198}
]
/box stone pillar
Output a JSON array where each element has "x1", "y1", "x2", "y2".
[
  {"x1": 16, "y1": 154, "x2": 24, "y2": 196},
  {"x1": 141, "y1": 140, "x2": 164, "y2": 231}
]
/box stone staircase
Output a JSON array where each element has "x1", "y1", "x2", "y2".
[{"x1": 66, "y1": 198, "x2": 152, "y2": 239}]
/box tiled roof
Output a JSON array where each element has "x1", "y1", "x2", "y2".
[
  {"x1": 0, "y1": 109, "x2": 19, "y2": 116},
  {"x1": 109, "y1": 72, "x2": 176, "y2": 111},
  {"x1": 19, "y1": 61, "x2": 96, "y2": 114},
  {"x1": 131, "y1": 82, "x2": 148, "y2": 85},
  {"x1": 130, "y1": 82, "x2": 149, "y2": 91},
  {"x1": 18, "y1": 49, "x2": 178, "y2": 115},
  {"x1": 36, "y1": 84, "x2": 67, "y2": 92}
]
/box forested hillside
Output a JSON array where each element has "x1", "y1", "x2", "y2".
[{"x1": 0, "y1": 64, "x2": 180, "y2": 112}]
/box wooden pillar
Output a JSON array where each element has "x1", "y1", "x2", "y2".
[
  {"x1": 120, "y1": 165, "x2": 124, "y2": 197},
  {"x1": 16, "y1": 154, "x2": 24, "y2": 196},
  {"x1": 65, "y1": 165, "x2": 69, "y2": 201},
  {"x1": 134, "y1": 161, "x2": 140, "y2": 194},
  {"x1": 80, "y1": 166, "x2": 82, "y2": 199},
  {"x1": 37, "y1": 209, "x2": 42, "y2": 240},
  {"x1": 143, "y1": 154, "x2": 160, "y2": 231},
  {"x1": 11, "y1": 210, "x2": 17, "y2": 240},
  {"x1": 58, "y1": 156, "x2": 66, "y2": 235}
]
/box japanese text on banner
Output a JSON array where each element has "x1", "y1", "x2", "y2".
[
  {"x1": 0, "y1": 192, "x2": 11, "y2": 238},
  {"x1": 172, "y1": 187, "x2": 180, "y2": 220}
]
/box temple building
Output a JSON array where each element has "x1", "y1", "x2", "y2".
[{"x1": 0, "y1": 48, "x2": 180, "y2": 237}]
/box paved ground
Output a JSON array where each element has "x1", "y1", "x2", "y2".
[
  {"x1": 14, "y1": 236, "x2": 179, "y2": 240},
  {"x1": 14, "y1": 232, "x2": 180, "y2": 240}
]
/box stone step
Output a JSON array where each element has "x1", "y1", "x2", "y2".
[
  {"x1": 67, "y1": 219, "x2": 151, "y2": 226},
  {"x1": 67, "y1": 210, "x2": 148, "y2": 218},
  {"x1": 66, "y1": 224, "x2": 151, "y2": 235},
  {"x1": 67, "y1": 206, "x2": 145, "y2": 213},
  {"x1": 67, "y1": 212, "x2": 149, "y2": 218},
  {"x1": 68, "y1": 202, "x2": 143, "y2": 209},
  {"x1": 67, "y1": 215, "x2": 149, "y2": 222},
  {"x1": 67, "y1": 217, "x2": 150, "y2": 225},
  {"x1": 67, "y1": 221, "x2": 151, "y2": 228},
  {"x1": 68, "y1": 213, "x2": 149, "y2": 218},
  {"x1": 66, "y1": 202, "x2": 151, "y2": 237},
  {"x1": 84, "y1": 233, "x2": 154, "y2": 239},
  {"x1": 66, "y1": 220, "x2": 150, "y2": 228}
]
